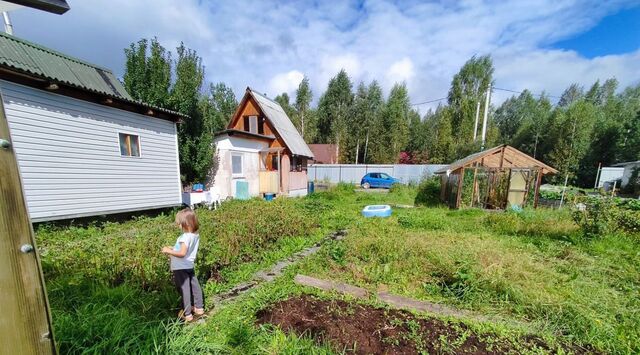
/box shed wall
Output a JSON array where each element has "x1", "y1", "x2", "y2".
[{"x1": 1, "y1": 80, "x2": 181, "y2": 221}]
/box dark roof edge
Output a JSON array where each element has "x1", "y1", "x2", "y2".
[{"x1": 0, "y1": 66, "x2": 187, "y2": 122}]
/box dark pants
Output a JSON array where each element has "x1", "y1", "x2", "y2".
[{"x1": 172, "y1": 268, "x2": 204, "y2": 316}]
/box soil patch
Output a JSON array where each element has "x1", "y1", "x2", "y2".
[{"x1": 256, "y1": 295, "x2": 597, "y2": 354}]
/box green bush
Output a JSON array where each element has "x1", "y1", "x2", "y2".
[
  {"x1": 572, "y1": 196, "x2": 640, "y2": 237},
  {"x1": 414, "y1": 176, "x2": 442, "y2": 206}
]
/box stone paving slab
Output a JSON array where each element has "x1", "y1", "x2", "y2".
[
  {"x1": 294, "y1": 274, "x2": 370, "y2": 299},
  {"x1": 377, "y1": 291, "x2": 468, "y2": 318},
  {"x1": 207, "y1": 230, "x2": 348, "y2": 314}
]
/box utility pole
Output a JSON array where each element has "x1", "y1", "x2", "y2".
[
  {"x1": 473, "y1": 101, "x2": 480, "y2": 141},
  {"x1": 481, "y1": 84, "x2": 491, "y2": 150}
]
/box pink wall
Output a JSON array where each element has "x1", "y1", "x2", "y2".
[{"x1": 289, "y1": 171, "x2": 308, "y2": 190}]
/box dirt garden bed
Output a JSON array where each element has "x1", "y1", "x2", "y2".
[{"x1": 256, "y1": 295, "x2": 597, "y2": 354}]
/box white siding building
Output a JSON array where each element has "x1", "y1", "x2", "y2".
[{"x1": 0, "y1": 33, "x2": 184, "y2": 221}]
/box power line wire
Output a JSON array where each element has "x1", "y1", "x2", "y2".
[
  {"x1": 411, "y1": 85, "x2": 563, "y2": 106},
  {"x1": 493, "y1": 87, "x2": 561, "y2": 99},
  {"x1": 411, "y1": 97, "x2": 447, "y2": 106}
]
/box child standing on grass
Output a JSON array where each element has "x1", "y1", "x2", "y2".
[{"x1": 162, "y1": 208, "x2": 204, "y2": 323}]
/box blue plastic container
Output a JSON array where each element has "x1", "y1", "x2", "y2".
[
  {"x1": 264, "y1": 193, "x2": 275, "y2": 201},
  {"x1": 361, "y1": 205, "x2": 392, "y2": 218},
  {"x1": 307, "y1": 181, "x2": 315, "y2": 194}
]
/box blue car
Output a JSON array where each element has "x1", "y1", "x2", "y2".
[{"x1": 360, "y1": 172, "x2": 400, "y2": 189}]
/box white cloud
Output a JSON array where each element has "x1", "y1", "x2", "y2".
[
  {"x1": 8, "y1": 0, "x2": 639, "y2": 110},
  {"x1": 386, "y1": 57, "x2": 415, "y2": 86},
  {"x1": 268, "y1": 70, "x2": 304, "y2": 96}
]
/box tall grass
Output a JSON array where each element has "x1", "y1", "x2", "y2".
[
  {"x1": 300, "y1": 204, "x2": 640, "y2": 354},
  {"x1": 36, "y1": 185, "x2": 640, "y2": 354}
]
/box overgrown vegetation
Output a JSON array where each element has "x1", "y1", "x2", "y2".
[
  {"x1": 37, "y1": 185, "x2": 639, "y2": 354},
  {"x1": 414, "y1": 176, "x2": 442, "y2": 206}
]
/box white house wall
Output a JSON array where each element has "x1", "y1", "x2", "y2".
[
  {"x1": 1, "y1": 80, "x2": 181, "y2": 221},
  {"x1": 213, "y1": 135, "x2": 267, "y2": 199}
]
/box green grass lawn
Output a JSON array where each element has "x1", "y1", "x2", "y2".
[{"x1": 36, "y1": 185, "x2": 639, "y2": 354}]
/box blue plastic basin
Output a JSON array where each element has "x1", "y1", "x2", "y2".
[{"x1": 361, "y1": 205, "x2": 392, "y2": 218}]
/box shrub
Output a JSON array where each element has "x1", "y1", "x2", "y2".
[
  {"x1": 36, "y1": 198, "x2": 317, "y2": 291},
  {"x1": 572, "y1": 196, "x2": 640, "y2": 237},
  {"x1": 414, "y1": 176, "x2": 441, "y2": 206}
]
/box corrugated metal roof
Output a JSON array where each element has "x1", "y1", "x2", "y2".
[
  {"x1": 0, "y1": 32, "x2": 187, "y2": 120},
  {"x1": 0, "y1": 32, "x2": 132, "y2": 99},
  {"x1": 249, "y1": 89, "x2": 314, "y2": 158}
]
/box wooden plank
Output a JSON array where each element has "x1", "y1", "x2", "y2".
[
  {"x1": 0, "y1": 92, "x2": 56, "y2": 354},
  {"x1": 534, "y1": 169, "x2": 542, "y2": 208},
  {"x1": 455, "y1": 170, "x2": 464, "y2": 209}
]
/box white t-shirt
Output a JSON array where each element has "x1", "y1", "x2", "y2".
[{"x1": 170, "y1": 232, "x2": 200, "y2": 270}]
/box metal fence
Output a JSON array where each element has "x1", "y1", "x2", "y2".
[{"x1": 308, "y1": 164, "x2": 448, "y2": 184}]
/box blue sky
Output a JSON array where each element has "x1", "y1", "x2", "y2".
[
  {"x1": 8, "y1": 0, "x2": 640, "y2": 110},
  {"x1": 552, "y1": 5, "x2": 640, "y2": 58}
]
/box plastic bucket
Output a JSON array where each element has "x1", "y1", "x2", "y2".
[{"x1": 264, "y1": 193, "x2": 275, "y2": 201}]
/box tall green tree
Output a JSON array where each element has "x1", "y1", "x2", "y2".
[
  {"x1": 316, "y1": 69, "x2": 354, "y2": 161},
  {"x1": 294, "y1": 76, "x2": 313, "y2": 141},
  {"x1": 447, "y1": 55, "x2": 494, "y2": 147},
  {"x1": 200, "y1": 82, "x2": 237, "y2": 135},
  {"x1": 274, "y1": 92, "x2": 296, "y2": 121},
  {"x1": 423, "y1": 106, "x2": 455, "y2": 164},
  {"x1": 344, "y1": 82, "x2": 369, "y2": 163},
  {"x1": 558, "y1": 83, "x2": 584, "y2": 107},
  {"x1": 123, "y1": 38, "x2": 171, "y2": 106},
  {"x1": 547, "y1": 100, "x2": 597, "y2": 184},
  {"x1": 510, "y1": 94, "x2": 553, "y2": 159},
  {"x1": 379, "y1": 83, "x2": 411, "y2": 162},
  {"x1": 169, "y1": 43, "x2": 209, "y2": 184},
  {"x1": 362, "y1": 80, "x2": 385, "y2": 163},
  {"x1": 494, "y1": 90, "x2": 537, "y2": 143}
]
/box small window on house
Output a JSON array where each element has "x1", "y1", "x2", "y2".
[
  {"x1": 249, "y1": 115, "x2": 258, "y2": 133},
  {"x1": 232, "y1": 154, "x2": 243, "y2": 176},
  {"x1": 119, "y1": 133, "x2": 140, "y2": 157}
]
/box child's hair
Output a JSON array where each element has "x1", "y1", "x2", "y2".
[{"x1": 175, "y1": 208, "x2": 199, "y2": 233}]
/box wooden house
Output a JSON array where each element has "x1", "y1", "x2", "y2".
[
  {"x1": 212, "y1": 88, "x2": 314, "y2": 199},
  {"x1": 0, "y1": 33, "x2": 184, "y2": 221},
  {"x1": 435, "y1": 145, "x2": 557, "y2": 209}
]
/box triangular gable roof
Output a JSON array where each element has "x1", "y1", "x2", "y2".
[
  {"x1": 435, "y1": 144, "x2": 558, "y2": 175},
  {"x1": 231, "y1": 88, "x2": 313, "y2": 158}
]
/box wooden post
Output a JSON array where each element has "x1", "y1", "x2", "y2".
[
  {"x1": 534, "y1": 169, "x2": 542, "y2": 208},
  {"x1": 0, "y1": 93, "x2": 56, "y2": 354},
  {"x1": 455, "y1": 169, "x2": 464, "y2": 209},
  {"x1": 470, "y1": 164, "x2": 478, "y2": 208}
]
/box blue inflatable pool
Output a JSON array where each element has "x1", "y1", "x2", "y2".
[{"x1": 362, "y1": 205, "x2": 392, "y2": 218}]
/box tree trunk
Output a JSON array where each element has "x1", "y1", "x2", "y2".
[{"x1": 363, "y1": 129, "x2": 370, "y2": 164}]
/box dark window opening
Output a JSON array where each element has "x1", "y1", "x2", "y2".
[
  {"x1": 243, "y1": 116, "x2": 250, "y2": 132},
  {"x1": 290, "y1": 156, "x2": 308, "y2": 172},
  {"x1": 258, "y1": 118, "x2": 265, "y2": 135}
]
